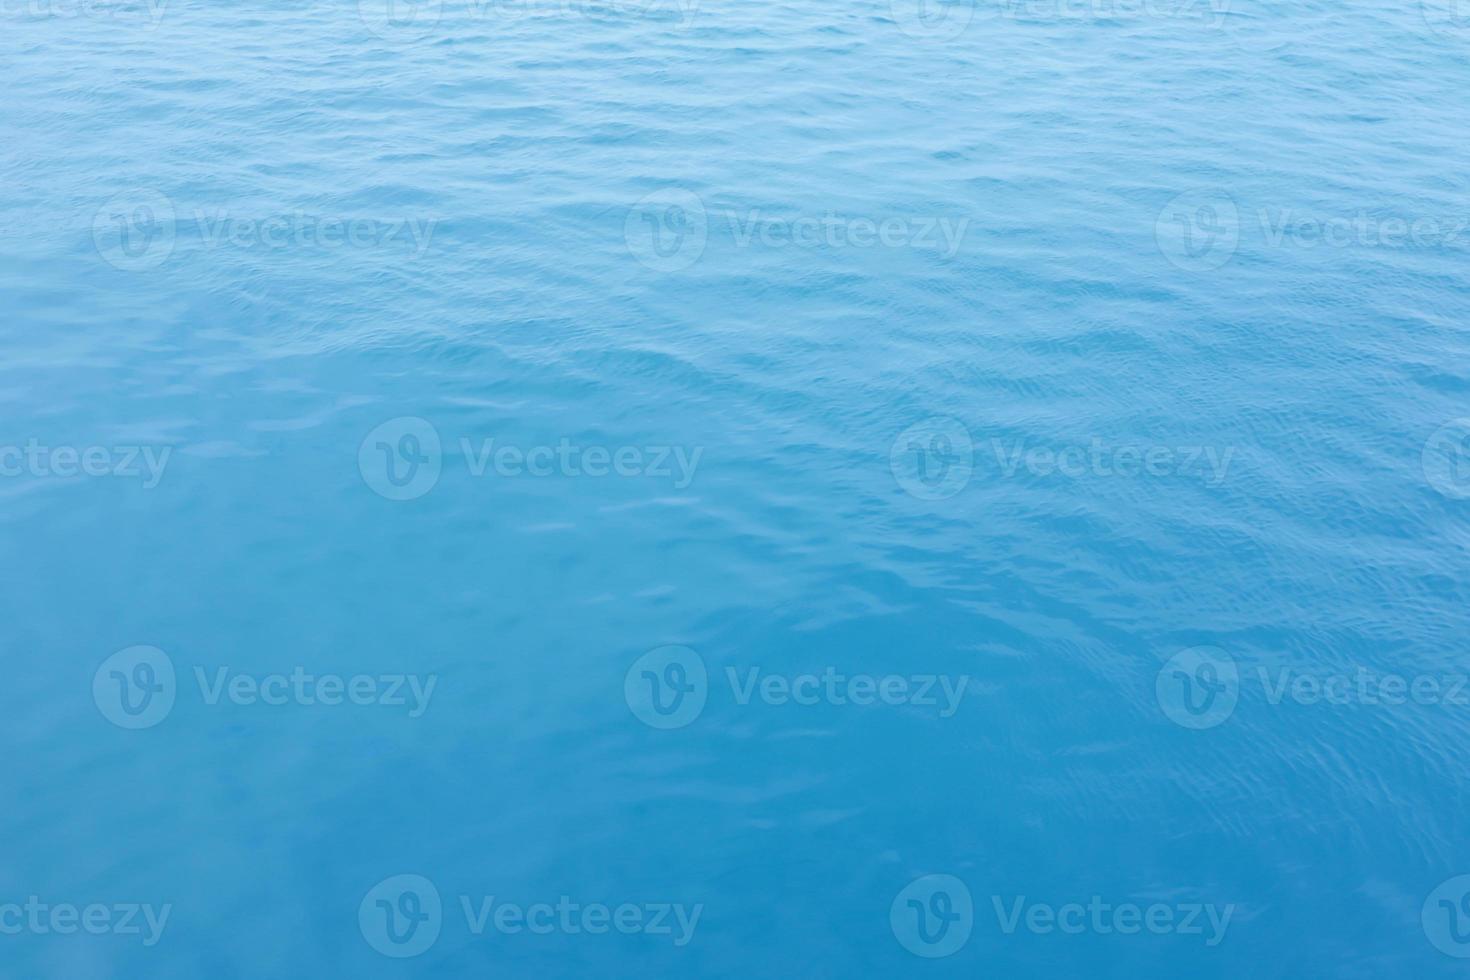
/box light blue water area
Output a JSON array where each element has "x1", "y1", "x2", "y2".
[{"x1": 2, "y1": 0, "x2": 1470, "y2": 974}]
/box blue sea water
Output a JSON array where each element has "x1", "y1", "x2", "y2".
[{"x1": 3, "y1": 0, "x2": 1470, "y2": 974}]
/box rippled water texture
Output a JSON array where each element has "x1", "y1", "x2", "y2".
[{"x1": 2, "y1": 0, "x2": 1470, "y2": 975}]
